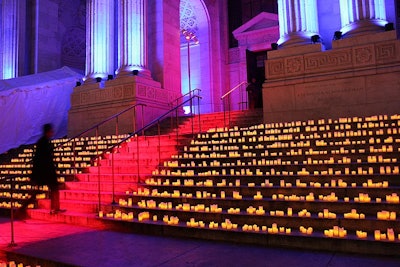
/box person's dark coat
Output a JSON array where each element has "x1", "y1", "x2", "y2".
[{"x1": 31, "y1": 136, "x2": 57, "y2": 187}]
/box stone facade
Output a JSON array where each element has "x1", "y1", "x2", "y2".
[
  {"x1": 263, "y1": 31, "x2": 400, "y2": 123},
  {"x1": 68, "y1": 76, "x2": 180, "y2": 136}
]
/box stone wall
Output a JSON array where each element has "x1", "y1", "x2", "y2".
[
  {"x1": 68, "y1": 76, "x2": 180, "y2": 137},
  {"x1": 263, "y1": 31, "x2": 400, "y2": 123}
]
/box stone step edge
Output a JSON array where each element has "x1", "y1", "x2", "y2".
[
  {"x1": 106, "y1": 204, "x2": 400, "y2": 225},
  {"x1": 26, "y1": 209, "x2": 113, "y2": 230},
  {"x1": 99, "y1": 217, "x2": 400, "y2": 256}
]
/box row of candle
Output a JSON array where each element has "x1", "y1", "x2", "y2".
[
  {"x1": 196, "y1": 130, "x2": 400, "y2": 149},
  {"x1": 155, "y1": 165, "x2": 399, "y2": 177},
  {"x1": 101, "y1": 210, "x2": 400, "y2": 242},
  {"x1": 185, "y1": 138, "x2": 399, "y2": 155},
  {"x1": 374, "y1": 229, "x2": 397, "y2": 241},
  {"x1": 367, "y1": 155, "x2": 397, "y2": 163},
  {"x1": 0, "y1": 192, "x2": 30, "y2": 199},
  {"x1": 195, "y1": 129, "x2": 400, "y2": 147},
  {"x1": 377, "y1": 210, "x2": 397, "y2": 220},
  {"x1": 163, "y1": 215, "x2": 179, "y2": 225},
  {"x1": 123, "y1": 197, "x2": 399, "y2": 222},
  {"x1": 146, "y1": 177, "x2": 389, "y2": 190},
  {"x1": 135, "y1": 186, "x2": 399, "y2": 206},
  {"x1": 246, "y1": 206, "x2": 265, "y2": 215},
  {"x1": 0, "y1": 261, "x2": 41, "y2": 267},
  {"x1": 344, "y1": 209, "x2": 365, "y2": 219},
  {"x1": 324, "y1": 226, "x2": 347, "y2": 238},
  {"x1": 0, "y1": 202, "x2": 29, "y2": 208}
]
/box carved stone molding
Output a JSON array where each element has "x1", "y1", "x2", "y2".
[{"x1": 266, "y1": 39, "x2": 400, "y2": 80}]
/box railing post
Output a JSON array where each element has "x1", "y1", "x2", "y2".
[
  {"x1": 223, "y1": 98, "x2": 226, "y2": 129},
  {"x1": 191, "y1": 95, "x2": 194, "y2": 137},
  {"x1": 115, "y1": 116, "x2": 119, "y2": 138},
  {"x1": 136, "y1": 135, "x2": 140, "y2": 182},
  {"x1": 8, "y1": 176, "x2": 17, "y2": 247},
  {"x1": 96, "y1": 127, "x2": 101, "y2": 212},
  {"x1": 240, "y1": 83, "x2": 244, "y2": 111},
  {"x1": 197, "y1": 96, "x2": 201, "y2": 133},
  {"x1": 141, "y1": 105, "x2": 145, "y2": 136},
  {"x1": 72, "y1": 139, "x2": 77, "y2": 181},
  {"x1": 228, "y1": 95, "x2": 231, "y2": 129},
  {"x1": 158, "y1": 121, "x2": 161, "y2": 165},
  {"x1": 176, "y1": 107, "x2": 179, "y2": 146},
  {"x1": 133, "y1": 108, "x2": 136, "y2": 134},
  {"x1": 111, "y1": 148, "x2": 116, "y2": 205}
]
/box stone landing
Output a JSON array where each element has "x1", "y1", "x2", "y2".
[
  {"x1": 263, "y1": 31, "x2": 400, "y2": 123},
  {"x1": 68, "y1": 75, "x2": 180, "y2": 137}
]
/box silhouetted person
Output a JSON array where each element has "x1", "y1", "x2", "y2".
[
  {"x1": 31, "y1": 123, "x2": 62, "y2": 214},
  {"x1": 246, "y1": 78, "x2": 258, "y2": 110}
]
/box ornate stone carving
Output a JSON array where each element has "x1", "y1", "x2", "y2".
[
  {"x1": 137, "y1": 85, "x2": 147, "y2": 97},
  {"x1": 146, "y1": 87, "x2": 155, "y2": 99},
  {"x1": 354, "y1": 45, "x2": 375, "y2": 66},
  {"x1": 113, "y1": 86, "x2": 123, "y2": 99},
  {"x1": 376, "y1": 43, "x2": 396, "y2": 62},
  {"x1": 305, "y1": 50, "x2": 352, "y2": 72},
  {"x1": 124, "y1": 85, "x2": 134, "y2": 97},
  {"x1": 267, "y1": 60, "x2": 285, "y2": 78},
  {"x1": 286, "y1": 56, "x2": 304, "y2": 74}
]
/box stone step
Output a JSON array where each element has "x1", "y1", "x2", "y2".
[
  {"x1": 58, "y1": 200, "x2": 101, "y2": 213},
  {"x1": 65, "y1": 181, "x2": 134, "y2": 192},
  {"x1": 103, "y1": 151, "x2": 178, "y2": 161},
  {"x1": 120, "y1": 194, "x2": 400, "y2": 215},
  {"x1": 98, "y1": 217, "x2": 400, "y2": 256},
  {"x1": 75, "y1": 173, "x2": 141, "y2": 183},
  {"x1": 87, "y1": 165, "x2": 155, "y2": 174},
  {"x1": 138, "y1": 184, "x2": 400, "y2": 199},
  {"x1": 26, "y1": 209, "x2": 107, "y2": 229},
  {"x1": 60, "y1": 190, "x2": 125, "y2": 203},
  {"x1": 110, "y1": 205, "x2": 400, "y2": 232},
  {"x1": 37, "y1": 198, "x2": 101, "y2": 213},
  {"x1": 100, "y1": 156, "x2": 171, "y2": 167}
]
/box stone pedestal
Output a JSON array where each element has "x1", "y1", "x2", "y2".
[
  {"x1": 68, "y1": 76, "x2": 180, "y2": 137},
  {"x1": 263, "y1": 31, "x2": 400, "y2": 123}
]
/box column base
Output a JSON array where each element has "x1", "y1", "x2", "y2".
[
  {"x1": 116, "y1": 66, "x2": 152, "y2": 79},
  {"x1": 83, "y1": 73, "x2": 109, "y2": 84},
  {"x1": 341, "y1": 19, "x2": 387, "y2": 38},
  {"x1": 277, "y1": 31, "x2": 321, "y2": 48}
]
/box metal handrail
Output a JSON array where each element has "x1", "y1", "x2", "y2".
[
  {"x1": 55, "y1": 103, "x2": 147, "y2": 149},
  {"x1": 171, "y1": 88, "x2": 201, "y2": 107},
  {"x1": 0, "y1": 173, "x2": 21, "y2": 247},
  {"x1": 99, "y1": 95, "x2": 202, "y2": 158},
  {"x1": 221, "y1": 81, "x2": 247, "y2": 100},
  {"x1": 96, "y1": 93, "x2": 202, "y2": 211},
  {"x1": 221, "y1": 81, "x2": 248, "y2": 129}
]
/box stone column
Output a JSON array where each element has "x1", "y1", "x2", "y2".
[
  {"x1": 277, "y1": 0, "x2": 320, "y2": 47},
  {"x1": 339, "y1": 0, "x2": 387, "y2": 36},
  {"x1": 84, "y1": 0, "x2": 114, "y2": 83},
  {"x1": 116, "y1": 0, "x2": 150, "y2": 78},
  {"x1": 1, "y1": 0, "x2": 19, "y2": 79}
]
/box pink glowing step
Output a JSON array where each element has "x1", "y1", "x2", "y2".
[
  {"x1": 59, "y1": 190, "x2": 125, "y2": 203},
  {"x1": 65, "y1": 181, "x2": 135, "y2": 192},
  {"x1": 27, "y1": 209, "x2": 106, "y2": 228},
  {"x1": 75, "y1": 173, "x2": 141, "y2": 183}
]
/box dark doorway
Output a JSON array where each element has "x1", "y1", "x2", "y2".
[{"x1": 246, "y1": 49, "x2": 266, "y2": 108}]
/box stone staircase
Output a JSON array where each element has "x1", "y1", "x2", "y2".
[
  {"x1": 25, "y1": 110, "x2": 264, "y2": 226},
  {"x1": 97, "y1": 114, "x2": 400, "y2": 255}
]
